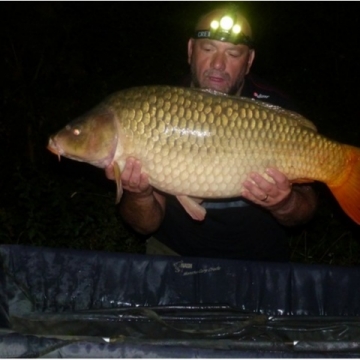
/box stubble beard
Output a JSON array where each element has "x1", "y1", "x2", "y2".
[{"x1": 190, "y1": 63, "x2": 244, "y2": 96}]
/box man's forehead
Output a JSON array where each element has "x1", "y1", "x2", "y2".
[{"x1": 194, "y1": 38, "x2": 250, "y2": 51}]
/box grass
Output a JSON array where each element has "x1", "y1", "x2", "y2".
[
  {"x1": 289, "y1": 225, "x2": 360, "y2": 266},
  {"x1": 287, "y1": 184, "x2": 360, "y2": 266},
  {"x1": 0, "y1": 160, "x2": 145, "y2": 255}
]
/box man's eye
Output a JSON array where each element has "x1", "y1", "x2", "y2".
[
  {"x1": 202, "y1": 45, "x2": 214, "y2": 52},
  {"x1": 229, "y1": 52, "x2": 241, "y2": 58}
]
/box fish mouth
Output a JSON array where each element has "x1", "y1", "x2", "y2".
[{"x1": 47, "y1": 138, "x2": 63, "y2": 160}]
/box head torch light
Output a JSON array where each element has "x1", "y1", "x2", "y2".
[{"x1": 194, "y1": 14, "x2": 254, "y2": 48}]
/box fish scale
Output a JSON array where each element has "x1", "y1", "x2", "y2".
[
  {"x1": 48, "y1": 85, "x2": 360, "y2": 223},
  {"x1": 108, "y1": 87, "x2": 337, "y2": 195}
]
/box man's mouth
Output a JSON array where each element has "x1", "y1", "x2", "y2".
[{"x1": 208, "y1": 76, "x2": 225, "y2": 83}]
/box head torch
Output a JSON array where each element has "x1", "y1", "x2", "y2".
[{"x1": 194, "y1": 14, "x2": 254, "y2": 48}]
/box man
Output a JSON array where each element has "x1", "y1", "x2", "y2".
[{"x1": 106, "y1": 7, "x2": 318, "y2": 261}]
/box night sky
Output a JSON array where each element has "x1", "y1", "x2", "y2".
[
  {"x1": 4, "y1": 2, "x2": 360, "y2": 141},
  {"x1": 2, "y1": 2, "x2": 360, "y2": 256}
]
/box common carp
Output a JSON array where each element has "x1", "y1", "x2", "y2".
[{"x1": 47, "y1": 85, "x2": 360, "y2": 224}]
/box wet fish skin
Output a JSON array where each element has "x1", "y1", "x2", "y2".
[{"x1": 47, "y1": 86, "x2": 360, "y2": 223}]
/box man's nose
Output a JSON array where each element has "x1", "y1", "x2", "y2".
[{"x1": 210, "y1": 52, "x2": 226, "y2": 70}]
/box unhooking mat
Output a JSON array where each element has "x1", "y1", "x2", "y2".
[{"x1": 1, "y1": 244, "x2": 360, "y2": 357}]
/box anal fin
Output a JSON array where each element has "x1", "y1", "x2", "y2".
[{"x1": 176, "y1": 195, "x2": 206, "y2": 221}]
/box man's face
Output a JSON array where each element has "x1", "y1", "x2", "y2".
[{"x1": 188, "y1": 38, "x2": 255, "y2": 95}]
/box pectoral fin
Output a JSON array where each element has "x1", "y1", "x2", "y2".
[
  {"x1": 176, "y1": 195, "x2": 206, "y2": 221},
  {"x1": 113, "y1": 162, "x2": 123, "y2": 204}
]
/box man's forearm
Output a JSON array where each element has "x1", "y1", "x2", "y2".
[
  {"x1": 119, "y1": 190, "x2": 165, "y2": 234},
  {"x1": 269, "y1": 185, "x2": 317, "y2": 227}
]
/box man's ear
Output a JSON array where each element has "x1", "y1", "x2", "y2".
[
  {"x1": 246, "y1": 49, "x2": 255, "y2": 74},
  {"x1": 187, "y1": 38, "x2": 195, "y2": 65}
]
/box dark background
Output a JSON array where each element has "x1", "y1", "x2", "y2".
[{"x1": 2, "y1": 2, "x2": 360, "y2": 264}]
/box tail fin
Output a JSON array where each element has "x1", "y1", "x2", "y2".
[{"x1": 329, "y1": 145, "x2": 360, "y2": 224}]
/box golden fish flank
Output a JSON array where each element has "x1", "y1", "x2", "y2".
[{"x1": 48, "y1": 85, "x2": 360, "y2": 224}]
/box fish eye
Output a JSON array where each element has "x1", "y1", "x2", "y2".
[{"x1": 73, "y1": 128, "x2": 81, "y2": 136}]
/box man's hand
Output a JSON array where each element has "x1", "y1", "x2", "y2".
[
  {"x1": 105, "y1": 158, "x2": 166, "y2": 234},
  {"x1": 241, "y1": 167, "x2": 292, "y2": 209},
  {"x1": 241, "y1": 167, "x2": 317, "y2": 226},
  {"x1": 105, "y1": 158, "x2": 152, "y2": 196}
]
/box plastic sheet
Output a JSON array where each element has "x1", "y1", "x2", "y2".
[{"x1": 1, "y1": 244, "x2": 360, "y2": 358}]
